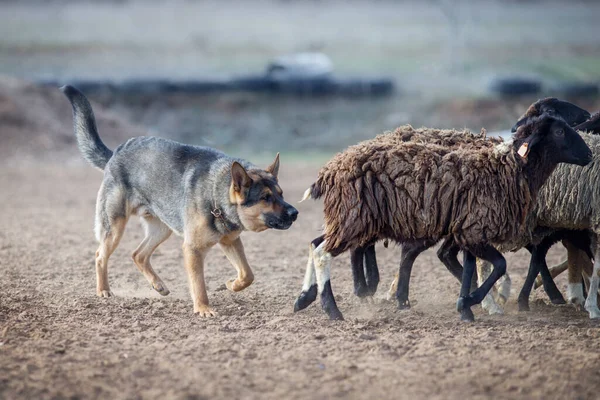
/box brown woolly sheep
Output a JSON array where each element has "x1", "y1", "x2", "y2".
[
  {"x1": 296, "y1": 114, "x2": 592, "y2": 321},
  {"x1": 385, "y1": 98, "x2": 596, "y2": 313},
  {"x1": 294, "y1": 125, "x2": 510, "y2": 314},
  {"x1": 320, "y1": 98, "x2": 591, "y2": 314}
]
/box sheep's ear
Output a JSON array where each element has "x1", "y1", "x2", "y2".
[
  {"x1": 265, "y1": 153, "x2": 280, "y2": 178},
  {"x1": 231, "y1": 162, "x2": 252, "y2": 192},
  {"x1": 547, "y1": 99, "x2": 590, "y2": 127}
]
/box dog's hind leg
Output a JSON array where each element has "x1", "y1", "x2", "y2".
[
  {"x1": 94, "y1": 182, "x2": 128, "y2": 298},
  {"x1": 132, "y1": 216, "x2": 172, "y2": 296},
  {"x1": 219, "y1": 236, "x2": 254, "y2": 292}
]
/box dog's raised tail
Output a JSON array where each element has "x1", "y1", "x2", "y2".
[{"x1": 60, "y1": 85, "x2": 113, "y2": 170}]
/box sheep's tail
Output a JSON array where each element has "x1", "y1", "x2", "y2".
[
  {"x1": 299, "y1": 181, "x2": 324, "y2": 202},
  {"x1": 60, "y1": 85, "x2": 113, "y2": 170}
]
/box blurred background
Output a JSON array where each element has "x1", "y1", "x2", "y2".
[{"x1": 2, "y1": 0, "x2": 600, "y2": 161}]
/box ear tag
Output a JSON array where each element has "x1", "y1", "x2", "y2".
[{"x1": 518, "y1": 142, "x2": 530, "y2": 158}]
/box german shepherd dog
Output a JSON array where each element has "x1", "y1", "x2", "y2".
[{"x1": 61, "y1": 86, "x2": 298, "y2": 316}]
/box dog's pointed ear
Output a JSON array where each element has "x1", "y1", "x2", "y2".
[
  {"x1": 231, "y1": 162, "x2": 251, "y2": 192},
  {"x1": 266, "y1": 153, "x2": 280, "y2": 178}
]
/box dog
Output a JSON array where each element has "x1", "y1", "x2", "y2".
[{"x1": 61, "y1": 85, "x2": 298, "y2": 316}]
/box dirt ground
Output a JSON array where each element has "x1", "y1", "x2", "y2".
[{"x1": 1, "y1": 157, "x2": 600, "y2": 400}]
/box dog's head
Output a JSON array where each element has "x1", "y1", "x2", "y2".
[{"x1": 229, "y1": 154, "x2": 298, "y2": 232}]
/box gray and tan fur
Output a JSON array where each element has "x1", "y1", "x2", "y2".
[{"x1": 62, "y1": 85, "x2": 298, "y2": 316}]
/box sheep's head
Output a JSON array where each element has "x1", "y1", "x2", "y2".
[
  {"x1": 511, "y1": 98, "x2": 591, "y2": 133},
  {"x1": 513, "y1": 114, "x2": 592, "y2": 167}
]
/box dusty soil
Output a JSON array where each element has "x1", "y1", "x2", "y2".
[
  {"x1": 2, "y1": 78, "x2": 600, "y2": 400},
  {"x1": 1, "y1": 159, "x2": 600, "y2": 400}
]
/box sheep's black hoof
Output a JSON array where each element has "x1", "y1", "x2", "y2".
[
  {"x1": 293, "y1": 285, "x2": 317, "y2": 312},
  {"x1": 327, "y1": 308, "x2": 345, "y2": 321},
  {"x1": 321, "y1": 281, "x2": 344, "y2": 321},
  {"x1": 397, "y1": 299, "x2": 411, "y2": 310},
  {"x1": 460, "y1": 308, "x2": 475, "y2": 322},
  {"x1": 366, "y1": 281, "x2": 379, "y2": 296},
  {"x1": 354, "y1": 284, "x2": 372, "y2": 298},
  {"x1": 550, "y1": 295, "x2": 567, "y2": 305},
  {"x1": 517, "y1": 298, "x2": 530, "y2": 312},
  {"x1": 519, "y1": 301, "x2": 530, "y2": 312}
]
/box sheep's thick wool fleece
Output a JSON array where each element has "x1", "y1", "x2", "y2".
[
  {"x1": 535, "y1": 132, "x2": 600, "y2": 232},
  {"x1": 312, "y1": 125, "x2": 531, "y2": 253}
]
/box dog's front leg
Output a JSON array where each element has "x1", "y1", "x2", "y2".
[
  {"x1": 183, "y1": 242, "x2": 216, "y2": 317},
  {"x1": 219, "y1": 237, "x2": 254, "y2": 292}
]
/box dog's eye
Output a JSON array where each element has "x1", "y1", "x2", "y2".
[{"x1": 263, "y1": 194, "x2": 272, "y2": 202}]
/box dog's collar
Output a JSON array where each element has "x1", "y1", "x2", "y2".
[
  {"x1": 211, "y1": 202, "x2": 240, "y2": 234},
  {"x1": 211, "y1": 207, "x2": 223, "y2": 219}
]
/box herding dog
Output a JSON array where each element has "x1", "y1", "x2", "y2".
[{"x1": 61, "y1": 85, "x2": 298, "y2": 316}]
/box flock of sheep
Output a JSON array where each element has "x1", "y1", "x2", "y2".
[{"x1": 294, "y1": 98, "x2": 600, "y2": 322}]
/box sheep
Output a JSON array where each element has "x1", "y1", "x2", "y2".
[
  {"x1": 346, "y1": 99, "x2": 592, "y2": 312},
  {"x1": 477, "y1": 106, "x2": 600, "y2": 312},
  {"x1": 383, "y1": 98, "x2": 596, "y2": 313},
  {"x1": 294, "y1": 114, "x2": 592, "y2": 321},
  {"x1": 517, "y1": 132, "x2": 600, "y2": 317},
  {"x1": 528, "y1": 111, "x2": 600, "y2": 295},
  {"x1": 294, "y1": 125, "x2": 501, "y2": 312},
  {"x1": 293, "y1": 125, "x2": 508, "y2": 314}
]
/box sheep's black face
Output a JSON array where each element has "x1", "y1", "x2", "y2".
[
  {"x1": 511, "y1": 98, "x2": 591, "y2": 132},
  {"x1": 535, "y1": 118, "x2": 592, "y2": 167}
]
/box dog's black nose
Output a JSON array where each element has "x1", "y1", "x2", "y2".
[{"x1": 287, "y1": 207, "x2": 299, "y2": 221}]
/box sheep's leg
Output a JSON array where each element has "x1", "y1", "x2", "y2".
[
  {"x1": 456, "y1": 251, "x2": 478, "y2": 322},
  {"x1": 566, "y1": 240, "x2": 593, "y2": 306},
  {"x1": 313, "y1": 241, "x2": 343, "y2": 320},
  {"x1": 477, "y1": 259, "x2": 504, "y2": 315},
  {"x1": 437, "y1": 238, "x2": 478, "y2": 291},
  {"x1": 530, "y1": 236, "x2": 566, "y2": 304},
  {"x1": 584, "y1": 246, "x2": 600, "y2": 319},
  {"x1": 517, "y1": 246, "x2": 543, "y2": 311},
  {"x1": 387, "y1": 272, "x2": 399, "y2": 301},
  {"x1": 457, "y1": 246, "x2": 507, "y2": 322},
  {"x1": 539, "y1": 263, "x2": 566, "y2": 305},
  {"x1": 495, "y1": 273, "x2": 511, "y2": 306},
  {"x1": 518, "y1": 239, "x2": 565, "y2": 311},
  {"x1": 395, "y1": 241, "x2": 431, "y2": 309},
  {"x1": 534, "y1": 260, "x2": 567, "y2": 290},
  {"x1": 567, "y1": 249, "x2": 585, "y2": 306},
  {"x1": 364, "y1": 245, "x2": 380, "y2": 295},
  {"x1": 436, "y1": 238, "x2": 464, "y2": 283},
  {"x1": 351, "y1": 246, "x2": 370, "y2": 298},
  {"x1": 293, "y1": 236, "x2": 324, "y2": 312}
]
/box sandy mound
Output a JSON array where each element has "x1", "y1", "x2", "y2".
[{"x1": 0, "y1": 76, "x2": 145, "y2": 164}]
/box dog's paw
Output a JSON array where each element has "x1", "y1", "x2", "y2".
[
  {"x1": 152, "y1": 281, "x2": 170, "y2": 296},
  {"x1": 194, "y1": 305, "x2": 218, "y2": 318},
  {"x1": 226, "y1": 277, "x2": 253, "y2": 292},
  {"x1": 97, "y1": 289, "x2": 112, "y2": 298}
]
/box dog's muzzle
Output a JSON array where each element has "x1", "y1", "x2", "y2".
[{"x1": 265, "y1": 206, "x2": 298, "y2": 230}]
